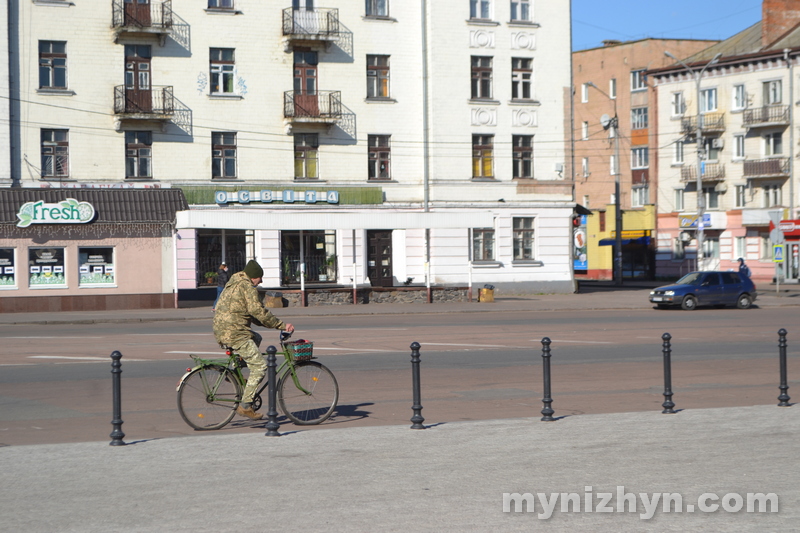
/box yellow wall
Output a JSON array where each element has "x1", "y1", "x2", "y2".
[{"x1": 586, "y1": 205, "x2": 656, "y2": 272}]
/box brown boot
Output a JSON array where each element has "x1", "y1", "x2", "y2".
[{"x1": 236, "y1": 405, "x2": 263, "y2": 420}]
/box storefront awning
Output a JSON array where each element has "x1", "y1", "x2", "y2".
[{"x1": 598, "y1": 236, "x2": 651, "y2": 246}]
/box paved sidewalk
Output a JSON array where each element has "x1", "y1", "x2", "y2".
[{"x1": 0, "y1": 404, "x2": 796, "y2": 532}]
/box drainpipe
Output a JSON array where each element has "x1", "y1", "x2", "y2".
[
  {"x1": 421, "y1": 0, "x2": 432, "y2": 302},
  {"x1": 786, "y1": 49, "x2": 795, "y2": 219},
  {"x1": 352, "y1": 229, "x2": 357, "y2": 305}
]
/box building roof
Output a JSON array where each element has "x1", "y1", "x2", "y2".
[
  {"x1": 683, "y1": 22, "x2": 764, "y2": 63},
  {"x1": 574, "y1": 37, "x2": 719, "y2": 55},
  {"x1": 0, "y1": 188, "x2": 189, "y2": 225}
]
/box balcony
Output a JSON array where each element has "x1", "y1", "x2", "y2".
[
  {"x1": 680, "y1": 163, "x2": 725, "y2": 183},
  {"x1": 112, "y1": 0, "x2": 173, "y2": 45},
  {"x1": 284, "y1": 90, "x2": 342, "y2": 127},
  {"x1": 680, "y1": 112, "x2": 725, "y2": 135},
  {"x1": 282, "y1": 7, "x2": 340, "y2": 50},
  {"x1": 742, "y1": 105, "x2": 790, "y2": 128},
  {"x1": 743, "y1": 158, "x2": 790, "y2": 179},
  {"x1": 114, "y1": 86, "x2": 174, "y2": 129}
]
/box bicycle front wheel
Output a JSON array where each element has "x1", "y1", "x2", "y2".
[
  {"x1": 177, "y1": 365, "x2": 242, "y2": 430},
  {"x1": 278, "y1": 361, "x2": 339, "y2": 425}
]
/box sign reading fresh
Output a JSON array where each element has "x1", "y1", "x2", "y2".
[{"x1": 16, "y1": 199, "x2": 95, "y2": 228}]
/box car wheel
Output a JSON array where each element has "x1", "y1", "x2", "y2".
[
  {"x1": 681, "y1": 295, "x2": 697, "y2": 310},
  {"x1": 737, "y1": 294, "x2": 752, "y2": 309},
  {"x1": 656, "y1": 304, "x2": 669, "y2": 310}
]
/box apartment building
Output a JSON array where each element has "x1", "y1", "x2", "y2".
[
  {"x1": 572, "y1": 38, "x2": 716, "y2": 281},
  {"x1": 650, "y1": 0, "x2": 800, "y2": 283},
  {"x1": 2, "y1": 0, "x2": 574, "y2": 310}
]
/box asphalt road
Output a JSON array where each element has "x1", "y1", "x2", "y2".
[{"x1": 1, "y1": 307, "x2": 797, "y2": 446}]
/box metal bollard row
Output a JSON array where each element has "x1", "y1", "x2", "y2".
[
  {"x1": 109, "y1": 350, "x2": 126, "y2": 446},
  {"x1": 265, "y1": 345, "x2": 280, "y2": 437}
]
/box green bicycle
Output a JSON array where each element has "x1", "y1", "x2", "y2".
[{"x1": 177, "y1": 332, "x2": 339, "y2": 430}]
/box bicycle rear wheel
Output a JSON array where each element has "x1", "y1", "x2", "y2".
[
  {"x1": 278, "y1": 361, "x2": 339, "y2": 425},
  {"x1": 177, "y1": 365, "x2": 241, "y2": 430}
]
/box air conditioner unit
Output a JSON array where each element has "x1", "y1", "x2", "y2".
[
  {"x1": 554, "y1": 163, "x2": 564, "y2": 173},
  {"x1": 711, "y1": 138, "x2": 724, "y2": 149}
]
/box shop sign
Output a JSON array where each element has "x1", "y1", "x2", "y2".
[
  {"x1": 214, "y1": 190, "x2": 340, "y2": 205},
  {"x1": 610, "y1": 230, "x2": 651, "y2": 239},
  {"x1": 16, "y1": 199, "x2": 95, "y2": 228},
  {"x1": 679, "y1": 213, "x2": 711, "y2": 229}
]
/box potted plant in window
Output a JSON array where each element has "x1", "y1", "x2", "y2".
[{"x1": 204, "y1": 271, "x2": 218, "y2": 284}]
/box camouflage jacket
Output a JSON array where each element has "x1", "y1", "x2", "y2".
[{"x1": 212, "y1": 271, "x2": 286, "y2": 347}]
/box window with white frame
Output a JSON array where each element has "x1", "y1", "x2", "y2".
[
  {"x1": 39, "y1": 41, "x2": 67, "y2": 89},
  {"x1": 208, "y1": 0, "x2": 234, "y2": 8},
  {"x1": 674, "y1": 189, "x2": 684, "y2": 211},
  {"x1": 29, "y1": 248, "x2": 66, "y2": 287},
  {"x1": 703, "y1": 237, "x2": 720, "y2": 259},
  {"x1": 735, "y1": 236, "x2": 746, "y2": 259},
  {"x1": 581, "y1": 121, "x2": 588, "y2": 140},
  {"x1": 367, "y1": 55, "x2": 390, "y2": 99},
  {"x1": 472, "y1": 135, "x2": 494, "y2": 178},
  {"x1": 512, "y1": 135, "x2": 533, "y2": 178},
  {"x1": 763, "y1": 80, "x2": 782, "y2": 105},
  {"x1": 510, "y1": 0, "x2": 531, "y2": 22},
  {"x1": 673, "y1": 140, "x2": 684, "y2": 164},
  {"x1": 368, "y1": 134, "x2": 391, "y2": 180},
  {"x1": 631, "y1": 186, "x2": 648, "y2": 207},
  {"x1": 631, "y1": 107, "x2": 648, "y2": 129},
  {"x1": 512, "y1": 217, "x2": 535, "y2": 260},
  {"x1": 581, "y1": 83, "x2": 589, "y2": 103},
  {"x1": 630, "y1": 69, "x2": 647, "y2": 91},
  {"x1": 210, "y1": 48, "x2": 235, "y2": 94},
  {"x1": 366, "y1": 0, "x2": 389, "y2": 17},
  {"x1": 735, "y1": 185, "x2": 747, "y2": 208},
  {"x1": 701, "y1": 88, "x2": 717, "y2": 112},
  {"x1": 0, "y1": 248, "x2": 16, "y2": 288},
  {"x1": 581, "y1": 157, "x2": 589, "y2": 177},
  {"x1": 212, "y1": 132, "x2": 237, "y2": 179},
  {"x1": 703, "y1": 186, "x2": 720, "y2": 209},
  {"x1": 703, "y1": 138, "x2": 720, "y2": 161},
  {"x1": 734, "y1": 134, "x2": 745, "y2": 159},
  {"x1": 609, "y1": 78, "x2": 616, "y2": 99},
  {"x1": 761, "y1": 233, "x2": 773, "y2": 259},
  {"x1": 671, "y1": 92, "x2": 685, "y2": 116},
  {"x1": 78, "y1": 247, "x2": 115, "y2": 286},
  {"x1": 733, "y1": 84, "x2": 747, "y2": 110},
  {"x1": 472, "y1": 228, "x2": 495, "y2": 261},
  {"x1": 511, "y1": 58, "x2": 533, "y2": 100},
  {"x1": 765, "y1": 132, "x2": 783, "y2": 156},
  {"x1": 762, "y1": 184, "x2": 782, "y2": 207},
  {"x1": 631, "y1": 147, "x2": 648, "y2": 169},
  {"x1": 470, "y1": 0, "x2": 491, "y2": 19}
]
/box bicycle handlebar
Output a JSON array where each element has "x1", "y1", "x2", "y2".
[{"x1": 280, "y1": 330, "x2": 293, "y2": 342}]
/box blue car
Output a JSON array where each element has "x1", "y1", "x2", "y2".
[{"x1": 649, "y1": 271, "x2": 757, "y2": 310}]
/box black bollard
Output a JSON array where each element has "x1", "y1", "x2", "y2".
[
  {"x1": 540, "y1": 337, "x2": 555, "y2": 421},
  {"x1": 778, "y1": 329, "x2": 791, "y2": 407},
  {"x1": 265, "y1": 345, "x2": 281, "y2": 437},
  {"x1": 410, "y1": 342, "x2": 425, "y2": 429},
  {"x1": 109, "y1": 351, "x2": 126, "y2": 446},
  {"x1": 661, "y1": 333, "x2": 676, "y2": 414}
]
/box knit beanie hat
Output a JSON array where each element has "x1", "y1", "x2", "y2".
[{"x1": 243, "y1": 260, "x2": 263, "y2": 279}]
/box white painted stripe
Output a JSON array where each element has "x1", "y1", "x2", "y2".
[
  {"x1": 310, "y1": 328, "x2": 409, "y2": 331},
  {"x1": 167, "y1": 351, "x2": 226, "y2": 355},
  {"x1": 7, "y1": 336, "x2": 104, "y2": 339},
  {"x1": 423, "y1": 342, "x2": 518, "y2": 348},
  {"x1": 29, "y1": 356, "x2": 146, "y2": 361},
  {"x1": 134, "y1": 334, "x2": 214, "y2": 336},
  {"x1": 313, "y1": 347, "x2": 394, "y2": 352},
  {"x1": 541, "y1": 339, "x2": 614, "y2": 344}
]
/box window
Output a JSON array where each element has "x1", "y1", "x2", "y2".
[
  {"x1": 368, "y1": 134, "x2": 391, "y2": 180},
  {"x1": 765, "y1": 132, "x2": 783, "y2": 156},
  {"x1": 631, "y1": 186, "x2": 648, "y2": 207},
  {"x1": 29, "y1": 248, "x2": 66, "y2": 288},
  {"x1": 208, "y1": 0, "x2": 234, "y2": 8},
  {"x1": 79, "y1": 248, "x2": 115, "y2": 286},
  {"x1": 210, "y1": 48, "x2": 235, "y2": 94},
  {"x1": 472, "y1": 228, "x2": 495, "y2": 261},
  {"x1": 599, "y1": 211, "x2": 606, "y2": 232},
  {"x1": 510, "y1": 0, "x2": 531, "y2": 22},
  {"x1": 512, "y1": 217, "x2": 535, "y2": 260},
  {"x1": 581, "y1": 121, "x2": 588, "y2": 140},
  {"x1": 673, "y1": 141, "x2": 684, "y2": 164},
  {"x1": 735, "y1": 185, "x2": 747, "y2": 208},
  {"x1": 125, "y1": 131, "x2": 152, "y2": 179},
  {"x1": 0, "y1": 248, "x2": 16, "y2": 288},
  {"x1": 609, "y1": 78, "x2": 616, "y2": 99},
  {"x1": 294, "y1": 133, "x2": 318, "y2": 179},
  {"x1": 674, "y1": 189, "x2": 684, "y2": 211},
  {"x1": 511, "y1": 58, "x2": 532, "y2": 100},
  {"x1": 671, "y1": 92, "x2": 685, "y2": 116},
  {"x1": 762, "y1": 184, "x2": 782, "y2": 207},
  {"x1": 735, "y1": 237, "x2": 746, "y2": 259},
  {"x1": 470, "y1": 0, "x2": 491, "y2": 19},
  {"x1": 703, "y1": 237, "x2": 720, "y2": 260},
  {"x1": 703, "y1": 138, "x2": 720, "y2": 161},
  {"x1": 41, "y1": 129, "x2": 68, "y2": 178},
  {"x1": 366, "y1": 0, "x2": 388, "y2": 17},
  {"x1": 631, "y1": 107, "x2": 648, "y2": 129},
  {"x1": 700, "y1": 88, "x2": 717, "y2": 112},
  {"x1": 472, "y1": 135, "x2": 494, "y2": 178},
  {"x1": 366, "y1": 55, "x2": 390, "y2": 98},
  {"x1": 674, "y1": 237, "x2": 686, "y2": 260},
  {"x1": 734, "y1": 134, "x2": 745, "y2": 159},
  {"x1": 733, "y1": 84, "x2": 746, "y2": 110},
  {"x1": 39, "y1": 41, "x2": 67, "y2": 89},
  {"x1": 581, "y1": 83, "x2": 589, "y2": 103},
  {"x1": 583, "y1": 194, "x2": 590, "y2": 207},
  {"x1": 471, "y1": 56, "x2": 493, "y2": 99},
  {"x1": 761, "y1": 234, "x2": 773, "y2": 259},
  {"x1": 631, "y1": 147, "x2": 648, "y2": 169},
  {"x1": 581, "y1": 157, "x2": 589, "y2": 178},
  {"x1": 703, "y1": 186, "x2": 720, "y2": 210},
  {"x1": 212, "y1": 132, "x2": 237, "y2": 179},
  {"x1": 512, "y1": 135, "x2": 533, "y2": 178},
  {"x1": 763, "y1": 80, "x2": 782, "y2": 105},
  {"x1": 630, "y1": 69, "x2": 646, "y2": 91}
]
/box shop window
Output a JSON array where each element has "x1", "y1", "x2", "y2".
[
  {"x1": 78, "y1": 247, "x2": 115, "y2": 286},
  {"x1": 29, "y1": 248, "x2": 66, "y2": 287},
  {"x1": 281, "y1": 230, "x2": 337, "y2": 284},
  {"x1": 0, "y1": 248, "x2": 16, "y2": 288}
]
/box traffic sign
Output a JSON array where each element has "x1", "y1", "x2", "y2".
[{"x1": 773, "y1": 245, "x2": 784, "y2": 263}]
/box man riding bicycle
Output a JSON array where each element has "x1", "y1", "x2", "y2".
[{"x1": 213, "y1": 260, "x2": 294, "y2": 420}]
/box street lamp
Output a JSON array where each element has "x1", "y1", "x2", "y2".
[
  {"x1": 587, "y1": 81, "x2": 623, "y2": 285},
  {"x1": 664, "y1": 51, "x2": 722, "y2": 271}
]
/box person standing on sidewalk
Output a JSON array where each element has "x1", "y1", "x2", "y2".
[
  {"x1": 738, "y1": 257, "x2": 751, "y2": 278},
  {"x1": 212, "y1": 262, "x2": 229, "y2": 312},
  {"x1": 213, "y1": 260, "x2": 294, "y2": 420}
]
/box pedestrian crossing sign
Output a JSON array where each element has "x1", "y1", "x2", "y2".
[{"x1": 773, "y1": 245, "x2": 784, "y2": 263}]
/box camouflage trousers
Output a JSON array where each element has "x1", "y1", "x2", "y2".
[{"x1": 232, "y1": 331, "x2": 266, "y2": 405}]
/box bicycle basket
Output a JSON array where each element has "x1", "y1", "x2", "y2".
[{"x1": 288, "y1": 340, "x2": 314, "y2": 360}]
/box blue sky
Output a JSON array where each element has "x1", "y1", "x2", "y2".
[{"x1": 572, "y1": 0, "x2": 764, "y2": 51}]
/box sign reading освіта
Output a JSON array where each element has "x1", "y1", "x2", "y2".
[{"x1": 16, "y1": 199, "x2": 96, "y2": 228}]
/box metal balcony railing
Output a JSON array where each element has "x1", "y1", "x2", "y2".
[
  {"x1": 680, "y1": 112, "x2": 725, "y2": 135},
  {"x1": 680, "y1": 163, "x2": 725, "y2": 182},
  {"x1": 112, "y1": 0, "x2": 173, "y2": 29},
  {"x1": 114, "y1": 86, "x2": 175, "y2": 116},
  {"x1": 742, "y1": 105, "x2": 789, "y2": 127},
  {"x1": 284, "y1": 90, "x2": 342, "y2": 120},
  {"x1": 282, "y1": 7, "x2": 340, "y2": 38},
  {"x1": 743, "y1": 158, "x2": 790, "y2": 178}
]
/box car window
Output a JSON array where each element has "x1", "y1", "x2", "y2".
[
  {"x1": 721, "y1": 272, "x2": 739, "y2": 284},
  {"x1": 677, "y1": 272, "x2": 703, "y2": 285},
  {"x1": 703, "y1": 273, "x2": 721, "y2": 286}
]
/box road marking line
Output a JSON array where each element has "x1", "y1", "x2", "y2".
[
  {"x1": 314, "y1": 347, "x2": 394, "y2": 352},
  {"x1": 167, "y1": 351, "x2": 226, "y2": 355},
  {"x1": 424, "y1": 342, "x2": 519, "y2": 348},
  {"x1": 7, "y1": 336, "x2": 104, "y2": 339},
  {"x1": 28, "y1": 356, "x2": 146, "y2": 361},
  {"x1": 134, "y1": 334, "x2": 213, "y2": 336},
  {"x1": 542, "y1": 339, "x2": 614, "y2": 344}
]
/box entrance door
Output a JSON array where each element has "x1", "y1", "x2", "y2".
[
  {"x1": 367, "y1": 230, "x2": 393, "y2": 287},
  {"x1": 124, "y1": 0, "x2": 151, "y2": 27},
  {"x1": 294, "y1": 50, "x2": 318, "y2": 117},
  {"x1": 125, "y1": 45, "x2": 152, "y2": 113}
]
